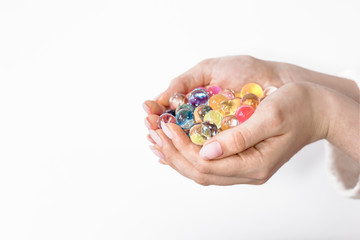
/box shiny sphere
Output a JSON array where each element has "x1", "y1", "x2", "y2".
[
  {"x1": 206, "y1": 85, "x2": 222, "y2": 97},
  {"x1": 203, "y1": 110, "x2": 223, "y2": 129},
  {"x1": 235, "y1": 105, "x2": 255, "y2": 124},
  {"x1": 158, "y1": 113, "x2": 177, "y2": 129},
  {"x1": 194, "y1": 105, "x2": 213, "y2": 123},
  {"x1": 169, "y1": 92, "x2": 187, "y2": 110},
  {"x1": 208, "y1": 94, "x2": 227, "y2": 111},
  {"x1": 176, "y1": 109, "x2": 195, "y2": 129},
  {"x1": 188, "y1": 88, "x2": 210, "y2": 107},
  {"x1": 218, "y1": 98, "x2": 242, "y2": 117},
  {"x1": 241, "y1": 93, "x2": 260, "y2": 109},
  {"x1": 221, "y1": 115, "x2": 239, "y2": 130},
  {"x1": 240, "y1": 83, "x2": 263, "y2": 98}
]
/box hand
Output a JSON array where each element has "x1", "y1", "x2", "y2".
[
  {"x1": 146, "y1": 82, "x2": 333, "y2": 185},
  {"x1": 144, "y1": 56, "x2": 360, "y2": 185},
  {"x1": 154, "y1": 55, "x2": 284, "y2": 109}
]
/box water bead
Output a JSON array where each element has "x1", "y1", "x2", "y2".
[
  {"x1": 220, "y1": 88, "x2": 235, "y2": 99},
  {"x1": 194, "y1": 105, "x2": 213, "y2": 123},
  {"x1": 189, "y1": 124, "x2": 207, "y2": 145},
  {"x1": 203, "y1": 110, "x2": 223, "y2": 129},
  {"x1": 208, "y1": 94, "x2": 227, "y2": 110},
  {"x1": 201, "y1": 121, "x2": 218, "y2": 137},
  {"x1": 263, "y1": 86, "x2": 278, "y2": 98},
  {"x1": 218, "y1": 98, "x2": 242, "y2": 117},
  {"x1": 169, "y1": 92, "x2": 188, "y2": 110},
  {"x1": 241, "y1": 93, "x2": 260, "y2": 109},
  {"x1": 176, "y1": 103, "x2": 195, "y2": 115},
  {"x1": 235, "y1": 105, "x2": 255, "y2": 124},
  {"x1": 188, "y1": 88, "x2": 210, "y2": 107},
  {"x1": 206, "y1": 86, "x2": 222, "y2": 97},
  {"x1": 157, "y1": 113, "x2": 177, "y2": 129},
  {"x1": 176, "y1": 109, "x2": 195, "y2": 129},
  {"x1": 221, "y1": 115, "x2": 239, "y2": 130},
  {"x1": 240, "y1": 83, "x2": 263, "y2": 98}
]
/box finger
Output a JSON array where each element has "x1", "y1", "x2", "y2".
[
  {"x1": 200, "y1": 102, "x2": 283, "y2": 160},
  {"x1": 147, "y1": 134, "x2": 156, "y2": 144},
  {"x1": 143, "y1": 100, "x2": 166, "y2": 115},
  {"x1": 152, "y1": 128, "x2": 256, "y2": 186},
  {"x1": 163, "y1": 122, "x2": 261, "y2": 181},
  {"x1": 145, "y1": 114, "x2": 160, "y2": 130},
  {"x1": 157, "y1": 59, "x2": 216, "y2": 106}
]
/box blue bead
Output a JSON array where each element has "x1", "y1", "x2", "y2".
[{"x1": 176, "y1": 109, "x2": 195, "y2": 129}]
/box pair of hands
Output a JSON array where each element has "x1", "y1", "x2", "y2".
[{"x1": 143, "y1": 56, "x2": 357, "y2": 186}]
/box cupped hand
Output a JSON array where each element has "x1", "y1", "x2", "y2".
[
  {"x1": 153, "y1": 55, "x2": 284, "y2": 109},
  {"x1": 146, "y1": 82, "x2": 331, "y2": 185}
]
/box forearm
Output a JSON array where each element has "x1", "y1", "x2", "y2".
[
  {"x1": 324, "y1": 87, "x2": 360, "y2": 163},
  {"x1": 276, "y1": 62, "x2": 360, "y2": 103}
]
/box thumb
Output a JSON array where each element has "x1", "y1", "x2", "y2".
[{"x1": 199, "y1": 108, "x2": 278, "y2": 160}]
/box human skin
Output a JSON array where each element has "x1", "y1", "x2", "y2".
[{"x1": 143, "y1": 56, "x2": 360, "y2": 186}]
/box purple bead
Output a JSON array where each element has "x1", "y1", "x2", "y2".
[{"x1": 188, "y1": 88, "x2": 210, "y2": 107}]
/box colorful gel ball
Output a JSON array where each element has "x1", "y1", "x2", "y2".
[
  {"x1": 240, "y1": 83, "x2": 263, "y2": 99},
  {"x1": 169, "y1": 92, "x2": 188, "y2": 110},
  {"x1": 206, "y1": 86, "x2": 222, "y2": 97},
  {"x1": 188, "y1": 88, "x2": 210, "y2": 107},
  {"x1": 176, "y1": 109, "x2": 195, "y2": 129},
  {"x1": 235, "y1": 105, "x2": 255, "y2": 124},
  {"x1": 157, "y1": 113, "x2": 177, "y2": 129},
  {"x1": 194, "y1": 105, "x2": 213, "y2": 123}
]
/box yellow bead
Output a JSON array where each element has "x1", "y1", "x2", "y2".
[
  {"x1": 218, "y1": 98, "x2": 242, "y2": 117},
  {"x1": 241, "y1": 93, "x2": 260, "y2": 109},
  {"x1": 208, "y1": 94, "x2": 227, "y2": 111},
  {"x1": 203, "y1": 110, "x2": 223, "y2": 129},
  {"x1": 240, "y1": 83, "x2": 263, "y2": 98},
  {"x1": 189, "y1": 124, "x2": 207, "y2": 145}
]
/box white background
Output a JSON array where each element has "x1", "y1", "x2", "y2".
[{"x1": 0, "y1": 0, "x2": 359, "y2": 239}]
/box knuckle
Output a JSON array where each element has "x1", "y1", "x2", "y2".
[
  {"x1": 193, "y1": 172, "x2": 210, "y2": 186},
  {"x1": 268, "y1": 104, "x2": 285, "y2": 131},
  {"x1": 231, "y1": 128, "x2": 247, "y2": 150},
  {"x1": 253, "y1": 168, "x2": 271, "y2": 182},
  {"x1": 194, "y1": 161, "x2": 211, "y2": 174}
]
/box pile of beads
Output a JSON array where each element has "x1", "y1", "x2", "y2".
[{"x1": 158, "y1": 83, "x2": 277, "y2": 146}]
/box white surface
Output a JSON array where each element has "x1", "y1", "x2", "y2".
[{"x1": 0, "y1": 0, "x2": 359, "y2": 239}]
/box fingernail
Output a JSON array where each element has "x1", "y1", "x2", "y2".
[
  {"x1": 147, "y1": 134, "x2": 155, "y2": 144},
  {"x1": 161, "y1": 122, "x2": 173, "y2": 139},
  {"x1": 149, "y1": 130, "x2": 162, "y2": 147},
  {"x1": 149, "y1": 146, "x2": 165, "y2": 159},
  {"x1": 200, "y1": 141, "x2": 223, "y2": 159},
  {"x1": 144, "y1": 118, "x2": 152, "y2": 129},
  {"x1": 142, "y1": 103, "x2": 151, "y2": 114}
]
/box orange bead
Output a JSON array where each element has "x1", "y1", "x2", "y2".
[
  {"x1": 218, "y1": 98, "x2": 242, "y2": 117},
  {"x1": 240, "y1": 83, "x2": 263, "y2": 98},
  {"x1": 241, "y1": 93, "x2": 260, "y2": 109},
  {"x1": 208, "y1": 94, "x2": 227, "y2": 111},
  {"x1": 221, "y1": 115, "x2": 239, "y2": 130}
]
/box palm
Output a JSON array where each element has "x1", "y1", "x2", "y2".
[{"x1": 197, "y1": 56, "x2": 283, "y2": 92}]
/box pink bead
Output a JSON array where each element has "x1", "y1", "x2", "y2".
[
  {"x1": 235, "y1": 105, "x2": 255, "y2": 124},
  {"x1": 157, "y1": 113, "x2": 177, "y2": 129},
  {"x1": 220, "y1": 89, "x2": 235, "y2": 99},
  {"x1": 206, "y1": 86, "x2": 222, "y2": 97}
]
